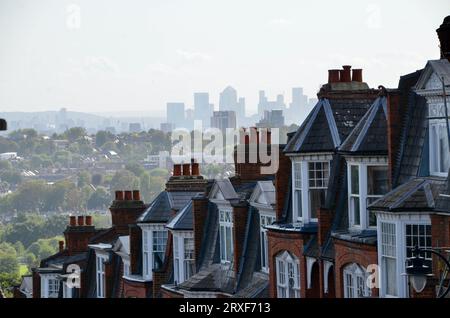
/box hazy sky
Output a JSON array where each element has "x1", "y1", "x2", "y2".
[{"x1": 0, "y1": 0, "x2": 447, "y2": 116}]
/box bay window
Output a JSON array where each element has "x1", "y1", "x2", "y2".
[
  {"x1": 141, "y1": 226, "x2": 168, "y2": 280},
  {"x1": 343, "y1": 263, "x2": 371, "y2": 298},
  {"x1": 405, "y1": 224, "x2": 432, "y2": 267},
  {"x1": 260, "y1": 213, "x2": 275, "y2": 273},
  {"x1": 292, "y1": 159, "x2": 330, "y2": 223},
  {"x1": 41, "y1": 275, "x2": 60, "y2": 298},
  {"x1": 123, "y1": 260, "x2": 130, "y2": 277},
  {"x1": 348, "y1": 162, "x2": 388, "y2": 229},
  {"x1": 380, "y1": 222, "x2": 397, "y2": 297},
  {"x1": 429, "y1": 103, "x2": 450, "y2": 176},
  {"x1": 219, "y1": 209, "x2": 234, "y2": 264},
  {"x1": 276, "y1": 251, "x2": 300, "y2": 298},
  {"x1": 173, "y1": 232, "x2": 195, "y2": 284}
]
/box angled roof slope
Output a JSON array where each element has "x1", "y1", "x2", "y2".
[
  {"x1": 166, "y1": 201, "x2": 193, "y2": 231},
  {"x1": 339, "y1": 97, "x2": 388, "y2": 155}
]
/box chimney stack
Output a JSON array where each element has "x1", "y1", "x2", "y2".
[
  {"x1": 115, "y1": 190, "x2": 124, "y2": 201},
  {"x1": 132, "y1": 190, "x2": 140, "y2": 201},
  {"x1": 59, "y1": 241, "x2": 64, "y2": 253},
  {"x1": 124, "y1": 190, "x2": 132, "y2": 201},
  {"x1": 77, "y1": 216, "x2": 84, "y2": 226},
  {"x1": 69, "y1": 216, "x2": 76, "y2": 227},
  {"x1": 341, "y1": 65, "x2": 352, "y2": 82},
  {"x1": 352, "y1": 69, "x2": 363, "y2": 82},
  {"x1": 173, "y1": 164, "x2": 182, "y2": 176},
  {"x1": 328, "y1": 69, "x2": 340, "y2": 83},
  {"x1": 85, "y1": 215, "x2": 92, "y2": 226},
  {"x1": 437, "y1": 16, "x2": 450, "y2": 61},
  {"x1": 182, "y1": 163, "x2": 191, "y2": 176}
]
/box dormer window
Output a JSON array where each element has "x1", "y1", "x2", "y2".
[
  {"x1": 41, "y1": 274, "x2": 60, "y2": 298},
  {"x1": 292, "y1": 159, "x2": 330, "y2": 223},
  {"x1": 348, "y1": 162, "x2": 388, "y2": 229},
  {"x1": 141, "y1": 225, "x2": 168, "y2": 280},
  {"x1": 173, "y1": 232, "x2": 195, "y2": 284},
  {"x1": 95, "y1": 254, "x2": 107, "y2": 298},
  {"x1": 219, "y1": 209, "x2": 234, "y2": 264},
  {"x1": 429, "y1": 117, "x2": 450, "y2": 176}
]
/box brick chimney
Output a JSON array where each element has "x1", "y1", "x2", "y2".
[
  {"x1": 110, "y1": 190, "x2": 147, "y2": 235},
  {"x1": 182, "y1": 163, "x2": 191, "y2": 176},
  {"x1": 64, "y1": 215, "x2": 97, "y2": 255},
  {"x1": 437, "y1": 16, "x2": 450, "y2": 61},
  {"x1": 328, "y1": 69, "x2": 340, "y2": 83},
  {"x1": 340, "y1": 65, "x2": 352, "y2": 82},
  {"x1": 173, "y1": 164, "x2": 182, "y2": 177},
  {"x1": 129, "y1": 224, "x2": 142, "y2": 275},
  {"x1": 191, "y1": 159, "x2": 200, "y2": 176},
  {"x1": 352, "y1": 69, "x2": 363, "y2": 82},
  {"x1": 58, "y1": 240, "x2": 64, "y2": 253}
]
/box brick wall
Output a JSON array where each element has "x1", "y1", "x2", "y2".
[
  {"x1": 232, "y1": 202, "x2": 250, "y2": 275},
  {"x1": 275, "y1": 149, "x2": 291, "y2": 221},
  {"x1": 129, "y1": 224, "x2": 142, "y2": 275},
  {"x1": 122, "y1": 279, "x2": 152, "y2": 298},
  {"x1": 333, "y1": 238, "x2": 378, "y2": 298},
  {"x1": 267, "y1": 229, "x2": 304, "y2": 298},
  {"x1": 161, "y1": 287, "x2": 184, "y2": 298},
  {"x1": 192, "y1": 196, "x2": 209, "y2": 266},
  {"x1": 317, "y1": 208, "x2": 333, "y2": 246},
  {"x1": 32, "y1": 270, "x2": 41, "y2": 299}
]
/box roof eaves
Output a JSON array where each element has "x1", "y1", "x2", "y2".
[{"x1": 323, "y1": 99, "x2": 341, "y2": 148}]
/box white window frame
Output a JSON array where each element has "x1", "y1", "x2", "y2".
[
  {"x1": 377, "y1": 213, "x2": 432, "y2": 298},
  {"x1": 260, "y1": 212, "x2": 276, "y2": 273},
  {"x1": 172, "y1": 231, "x2": 195, "y2": 285},
  {"x1": 40, "y1": 274, "x2": 60, "y2": 298},
  {"x1": 348, "y1": 162, "x2": 388, "y2": 229},
  {"x1": 276, "y1": 251, "x2": 300, "y2": 298},
  {"x1": 95, "y1": 254, "x2": 108, "y2": 298},
  {"x1": 291, "y1": 159, "x2": 330, "y2": 224},
  {"x1": 428, "y1": 103, "x2": 450, "y2": 177},
  {"x1": 343, "y1": 263, "x2": 371, "y2": 298},
  {"x1": 140, "y1": 224, "x2": 168, "y2": 280},
  {"x1": 123, "y1": 259, "x2": 130, "y2": 277},
  {"x1": 219, "y1": 209, "x2": 234, "y2": 264},
  {"x1": 62, "y1": 281, "x2": 72, "y2": 298}
]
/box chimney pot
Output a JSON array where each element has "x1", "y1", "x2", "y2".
[
  {"x1": 352, "y1": 69, "x2": 363, "y2": 82},
  {"x1": 115, "y1": 190, "x2": 124, "y2": 201},
  {"x1": 328, "y1": 69, "x2": 340, "y2": 83},
  {"x1": 132, "y1": 190, "x2": 140, "y2": 201},
  {"x1": 58, "y1": 241, "x2": 64, "y2": 253},
  {"x1": 77, "y1": 216, "x2": 85, "y2": 226},
  {"x1": 173, "y1": 164, "x2": 182, "y2": 176},
  {"x1": 124, "y1": 190, "x2": 132, "y2": 200},
  {"x1": 191, "y1": 161, "x2": 200, "y2": 176},
  {"x1": 341, "y1": 65, "x2": 352, "y2": 82},
  {"x1": 182, "y1": 163, "x2": 191, "y2": 176},
  {"x1": 69, "y1": 216, "x2": 76, "y2": 227},
  {"x1": 85, "y1": 215, "x2": 92, "y2": 226}
]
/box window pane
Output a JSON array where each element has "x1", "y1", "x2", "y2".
[
  {"x1": 367, "y1": 166, "x2": 388, "y2": 195},
  {"x1": 295, "y1": 190, "x2": 302, "y2": 219},
  {"x1": 309, "y1": 189, "x2": 325, "y2": 219},
  {"x1": 351, "y1": 166, "x2": 359, "y2": 195},
  {"x1": 439, "y1": 125, "x2": 450, "y2": 173},
  {"x1": 352, "y1": 197, "x2": 360, "y2": 225},
  {"x1": 294, "y1": 162, "x2": 302, "y2": 189},
  {"x1": 384, "y1": 257, "x2": 397, "y2": 296}
]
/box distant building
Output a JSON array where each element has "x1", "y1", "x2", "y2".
[
  {"x1": 166, "y1": 102, "x2": 185, "y2": 129},
  {"x1": 219, "y1": 86, "x2": 246, "y2": 124},
  {"x1": 210, "y1": 111, "x2": 237, "y2": 132},
  {"x1": 160, "y1": 122, "x2": 174, "y2": 134},
  {"x1": 193, "y1": 92, "x2": 213, "y2": 128},
  {"x1": 129, "y1": 123, "x2": 142, "y2": 133},
  {"x1": 257, "y1": 91, "x2": 286, "y2": 118},
  {"x1": 286, "y1": 87, "x2": 308, "y2": 124},
  {"x1": 105, "y1": 126, "x2": 116, "y2": 134},
  {"x1": 256, "y1": 110, "x2": 285, "y2": 128}
]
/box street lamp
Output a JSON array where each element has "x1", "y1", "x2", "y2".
[{"x1": 404, "y1": 246, "x2": 450, "y2": 298}]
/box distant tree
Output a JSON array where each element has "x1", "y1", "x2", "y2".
[
  {"x1": 0, "y1": 160, "x2": 12, "y2": 171},
  {"x1": 101, "y1": 141, "x2": 118, "y2": 152},
  {"x1": 139, "y1": 172, "x2": 151, "y2": 202},
  {"x1": 110, "y1": 170, "x2": 139, "y2": 191},
  {"x1": 64, "y1": 127, "x2": 87, "y2": 142},
  {"x1": 95, "y1": 131, "x2": 115, "y2": 148},
  {"x1": 0, "y1": 137, "x2": 19, "y2": 153},
  {"x1": 87, "y1": 187, "x2": 111, "y2": 209},
  {"x1": 91, "y1": 174, "x2": 103, "y2": 186},
  {"x1": 77, "y1": 171, "x2": 91, "y2": 188},
  {"x1": 125, "y1": 162, "x2": 145, "y2": 177}
]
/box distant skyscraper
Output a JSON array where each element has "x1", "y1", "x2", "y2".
[
  {"x1": 194, "y1": 92, "x2": 213, "y2": 128},
  {"x1": 257, "y1": 91, "x2": 286, "y2": 117},
  {"x1": 219, "y1": 86, "x2": 246, "y2": 125},
  {"x1": 256, "y1": 110, "x2": 285, "y2": 128},
  {"x1": 129, "y1": 123, "x2": 142, "y2": 133},
  {"x1": 286, "y1": 87, "x2": 309, "y2": 124},
  {"x1": 160, "y1": 122, "x2": 174, "y2": 134},
  {"x1": 166, "y1": 102, "x2": 185, "y2": 129},
  {"x1": 210, "y1": 111, "x2": 236, "y2": 132}
]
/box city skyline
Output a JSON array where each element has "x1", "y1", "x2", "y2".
[{"x1": 0, "y1": 0, "x2": 447, "y2": 115}]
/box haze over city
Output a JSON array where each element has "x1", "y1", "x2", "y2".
[{"x1": 0, "y1": 0, "x2": 447, "y2": 116}]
